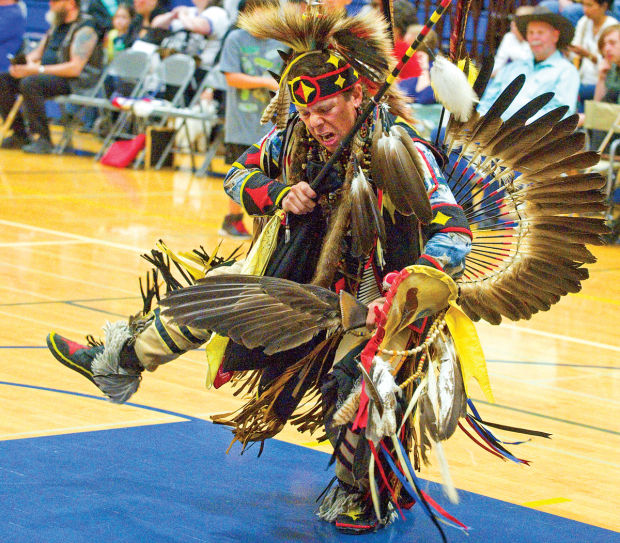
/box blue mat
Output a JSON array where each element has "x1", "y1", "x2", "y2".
[{"x1": 1, "y1": 420, "x2": 618, "y2": 543}]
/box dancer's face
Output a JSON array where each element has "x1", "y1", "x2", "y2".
[{"x1": 295, "y1": 83, "x2": 363, "y2": 153}]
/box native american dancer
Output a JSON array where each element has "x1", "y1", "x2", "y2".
[{"x1": 47, "y1": 3, "x2": 608, "y2": 538}]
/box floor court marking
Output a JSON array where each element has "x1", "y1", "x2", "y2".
[
  {"x1": 527, "y1": 441, "x2": 620, "y2": 468},
  {"x1": 486, "y1": 373, "x2": 620, "y2": 406},
  {"x1": 0, "y1": 240, "x2": 93, "y2": 248},
  {"x1": 0, "y1": 218, "x2": 147, "y2": 253},
  {"x1": 473, "y1": 399, "x2": 620, "y2": 435},
  {"x1": 521, "y1": 497, "x2": 572, "y2": 508},
  {"x1": 0, "y1": 417, "x2": 185, "y2": 440},
  {"x1": 1, "y1": 261, "x2": 137, "y2": 295},
  {"x1": 0, "y1": 381, "x2": 201, "y2": 422},
  {"x1": 491, "y1": 323, "x2": 620, "y2": 353},
  {"x1": 487, "y1": 359, "x2": 619, "y2": 371},
  {"x1": 0, "y1": 296, "x2": 138, "y2": 307}
]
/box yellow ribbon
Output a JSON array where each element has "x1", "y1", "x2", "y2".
[
  {"x1": 204, "y1": 210, "x2": 285, "y2": 387},
  {"x1": 445, "y1": 302, "x2": 494, "y2": 403}
]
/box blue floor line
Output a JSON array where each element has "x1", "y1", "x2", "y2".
[
  {"x1": 0, "y1": 381, "x2": 201, "y2": 422},
  {"x1": 0, "y1": 296, "x2": 139, "y2": 307}
]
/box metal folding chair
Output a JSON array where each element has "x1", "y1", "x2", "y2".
[
  {"x1": 0, "y1": 95, "x2": 24, "y2": 144},
  {"x1": 583, "y1": 100, "x2": 620, "y2": 222},
  {"x1": 145, "y1": 69, "x2": 222, "y2": 173},
  {"x1": 98, "y1": 53, "x2": 196, "y2": 166},
  {"x1": 54, "y1": 50, "x2": 152, "y2": 154}
]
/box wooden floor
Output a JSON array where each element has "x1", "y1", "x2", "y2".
[{"x1": 1, "y1": 139, "x2": 619, "y2": 534}]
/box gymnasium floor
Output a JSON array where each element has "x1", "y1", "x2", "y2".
[{"x1": 0, "y1": 141, "x2": 618, "y2": 542}]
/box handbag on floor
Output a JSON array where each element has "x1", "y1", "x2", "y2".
[{"x1": 100, "y1": 134, "x2": 146, "y2": 168}]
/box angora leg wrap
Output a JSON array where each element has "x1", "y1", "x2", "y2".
[
  {"x1": 316, "y1": 485, "x2": 361, "y2": 523},
  {"x1": 92, "y1": 321, "x2": 141, "y2": 404}
]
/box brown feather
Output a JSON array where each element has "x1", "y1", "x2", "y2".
[
  {"x1": 530, "y1": 113, "x2": 580, "y2": 150},
  {"x1": 491, "y1": 92, "x2": 555, "y2": 145},
  {"x1": 526, "y1": 201, "x2": 607, "y2": 215},
  {"x1": 529, "y1": 214, "x2": 610, "y2": 234},
  {"x1": 376, "y1": 126, "x2": 432, "y2": 222},
  {"x1": 523, "y1": 151, "x2": 600, "y2": 181},
  {"x1": 491, "y1": 105, "x2": 568, "y2": 164},
  {"x1": 524, "y1": 172, "x2": 606, "y2": 193},
  {"x1": 513, "y1": 132, "x2": 586, "y2": 173},
  {"x1": 350, "y1": 166, "x2": 385, "y2": 256}
]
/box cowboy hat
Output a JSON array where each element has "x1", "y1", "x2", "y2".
[{"x1": 516, "y1": 6, "x2": 575, "y2": 49}]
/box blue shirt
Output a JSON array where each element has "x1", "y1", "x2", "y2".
[
  {"x1": 478, "y1": 50, "x2": 580, "y2": 120},
  {"x1": 0, "y1": 4, "x2": 26, "y2": 73}
]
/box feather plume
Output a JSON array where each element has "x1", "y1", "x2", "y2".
[
  {"x1": 161, "y1": 275, "x2": 343, "y2": 355},
  {"x1": 522, "y1": 151, "x2": 600, "y2": 181},
  {"x1": 372, "y1": 125, "x2": 432, "y2": 222},
  {"x1": 430, "y1": 55, "x2": 478, "y2": 122},
  {"x1": 491, "y1": 106, "x2": 568, "y2": 165},
  {"x1": 350, "y1": 164, "x2": 385, "y2": 256},
  {"x1": 449, "y1": 76, "x2": 605, "y2": 325},
  {"x1": 512, "y1": 132, "x2": 586, "y2": 173}
]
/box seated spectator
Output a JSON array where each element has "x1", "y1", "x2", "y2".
[
  {"x1": 492, "y1": 6, "x2": 534, "y2": 77},
  {"x1": 152, "y1": 0, "x2": 230, "y2": 71},
  {"x1": 86, "y1": 0, "x2": 116, "y2": 39},
  {"x1": 104, "y1": 3, "x2": 134, "y2": 61},
  {"x1": 570, "y1": 0, "x2": 618, "y2": 108},
  {"x1": 595, "y1": 23, "x2": 620, "y2": 101},
  {"x1": 127, "y1": 0, "x2": 168, "y2": 46},
  {"x1": 391, "y1": 0, "x2": 420, "y2": 79},
  {"x1": 398, "y1": 25, "x2": 438, "y2": 104},
  {"x1": 478, "y1": 7, "x2": 580, "y2": 120},
  {"x1": 592, "y1": 25, "x2": 620, "y2": 241},
  {"x1": 0, "y1": 0, "x2": 26, "y2": 74},
  {"x1": 0, "y1": 0, "x2": 103, "y2": 153},
  {"x1": 538, "y1": 0, "x2": 584, "y2": 27}
]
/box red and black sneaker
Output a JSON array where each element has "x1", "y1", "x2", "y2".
[
  {"x1": 335, "y1": 505, "x2": 380, "y2": 535},
  {"x1": 218, "y1": 213, "x2": 252, "y2": 240},
  {"x1": 46, "y1": 332, "x2": 103, "y2": 386}
]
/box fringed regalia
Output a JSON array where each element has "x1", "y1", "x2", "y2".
[{"x1": 75, "y1": 3, "x2": 609, "y2": 538}]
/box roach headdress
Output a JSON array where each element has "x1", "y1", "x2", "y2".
[{"x1": 238, "y1": 3, "x2": 411, "y2": 127}]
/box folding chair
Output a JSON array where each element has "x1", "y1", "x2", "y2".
[
  {"x1": 54, "y1": 49, "x2": 152, "y2": 154},
  {"x1": 583, "y1": 100, "x2": 620, "y2": 220},
  {"x1": 99, "y1": 53, "x2": 196, "y2": 166},
  {"x1": 145, "y1": 70, "x2": 222, "y2": 173},
  {"x1": 0, "y1": 95, "x2": 23, "y2": 144}
]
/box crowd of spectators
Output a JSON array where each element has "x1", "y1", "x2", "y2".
[{"x1": 1, "y1": 0, "x2": 619, "y2": 237}]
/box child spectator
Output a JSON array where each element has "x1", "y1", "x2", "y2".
[
  {"x1": 391, "y1": 0, "x2": 420, "y2": 79},
  {"x1": 218, "y1": 0, "x2": 282, "y2": 238},
  {"x1": 105, "y1": 3, "x2": 135, "y2": 62}
]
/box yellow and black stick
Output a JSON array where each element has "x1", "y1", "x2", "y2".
[{"x1": 310, "y1": 0, "x2": 454, "y2": 190}]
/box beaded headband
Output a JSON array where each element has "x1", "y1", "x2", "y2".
[{"x1": 285, "y1": 52, "x2": 359, "y2": 107}]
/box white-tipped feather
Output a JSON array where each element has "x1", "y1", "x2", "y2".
[{"x1": 430, "y1": 55, "x2": 478, "y2": 122}]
